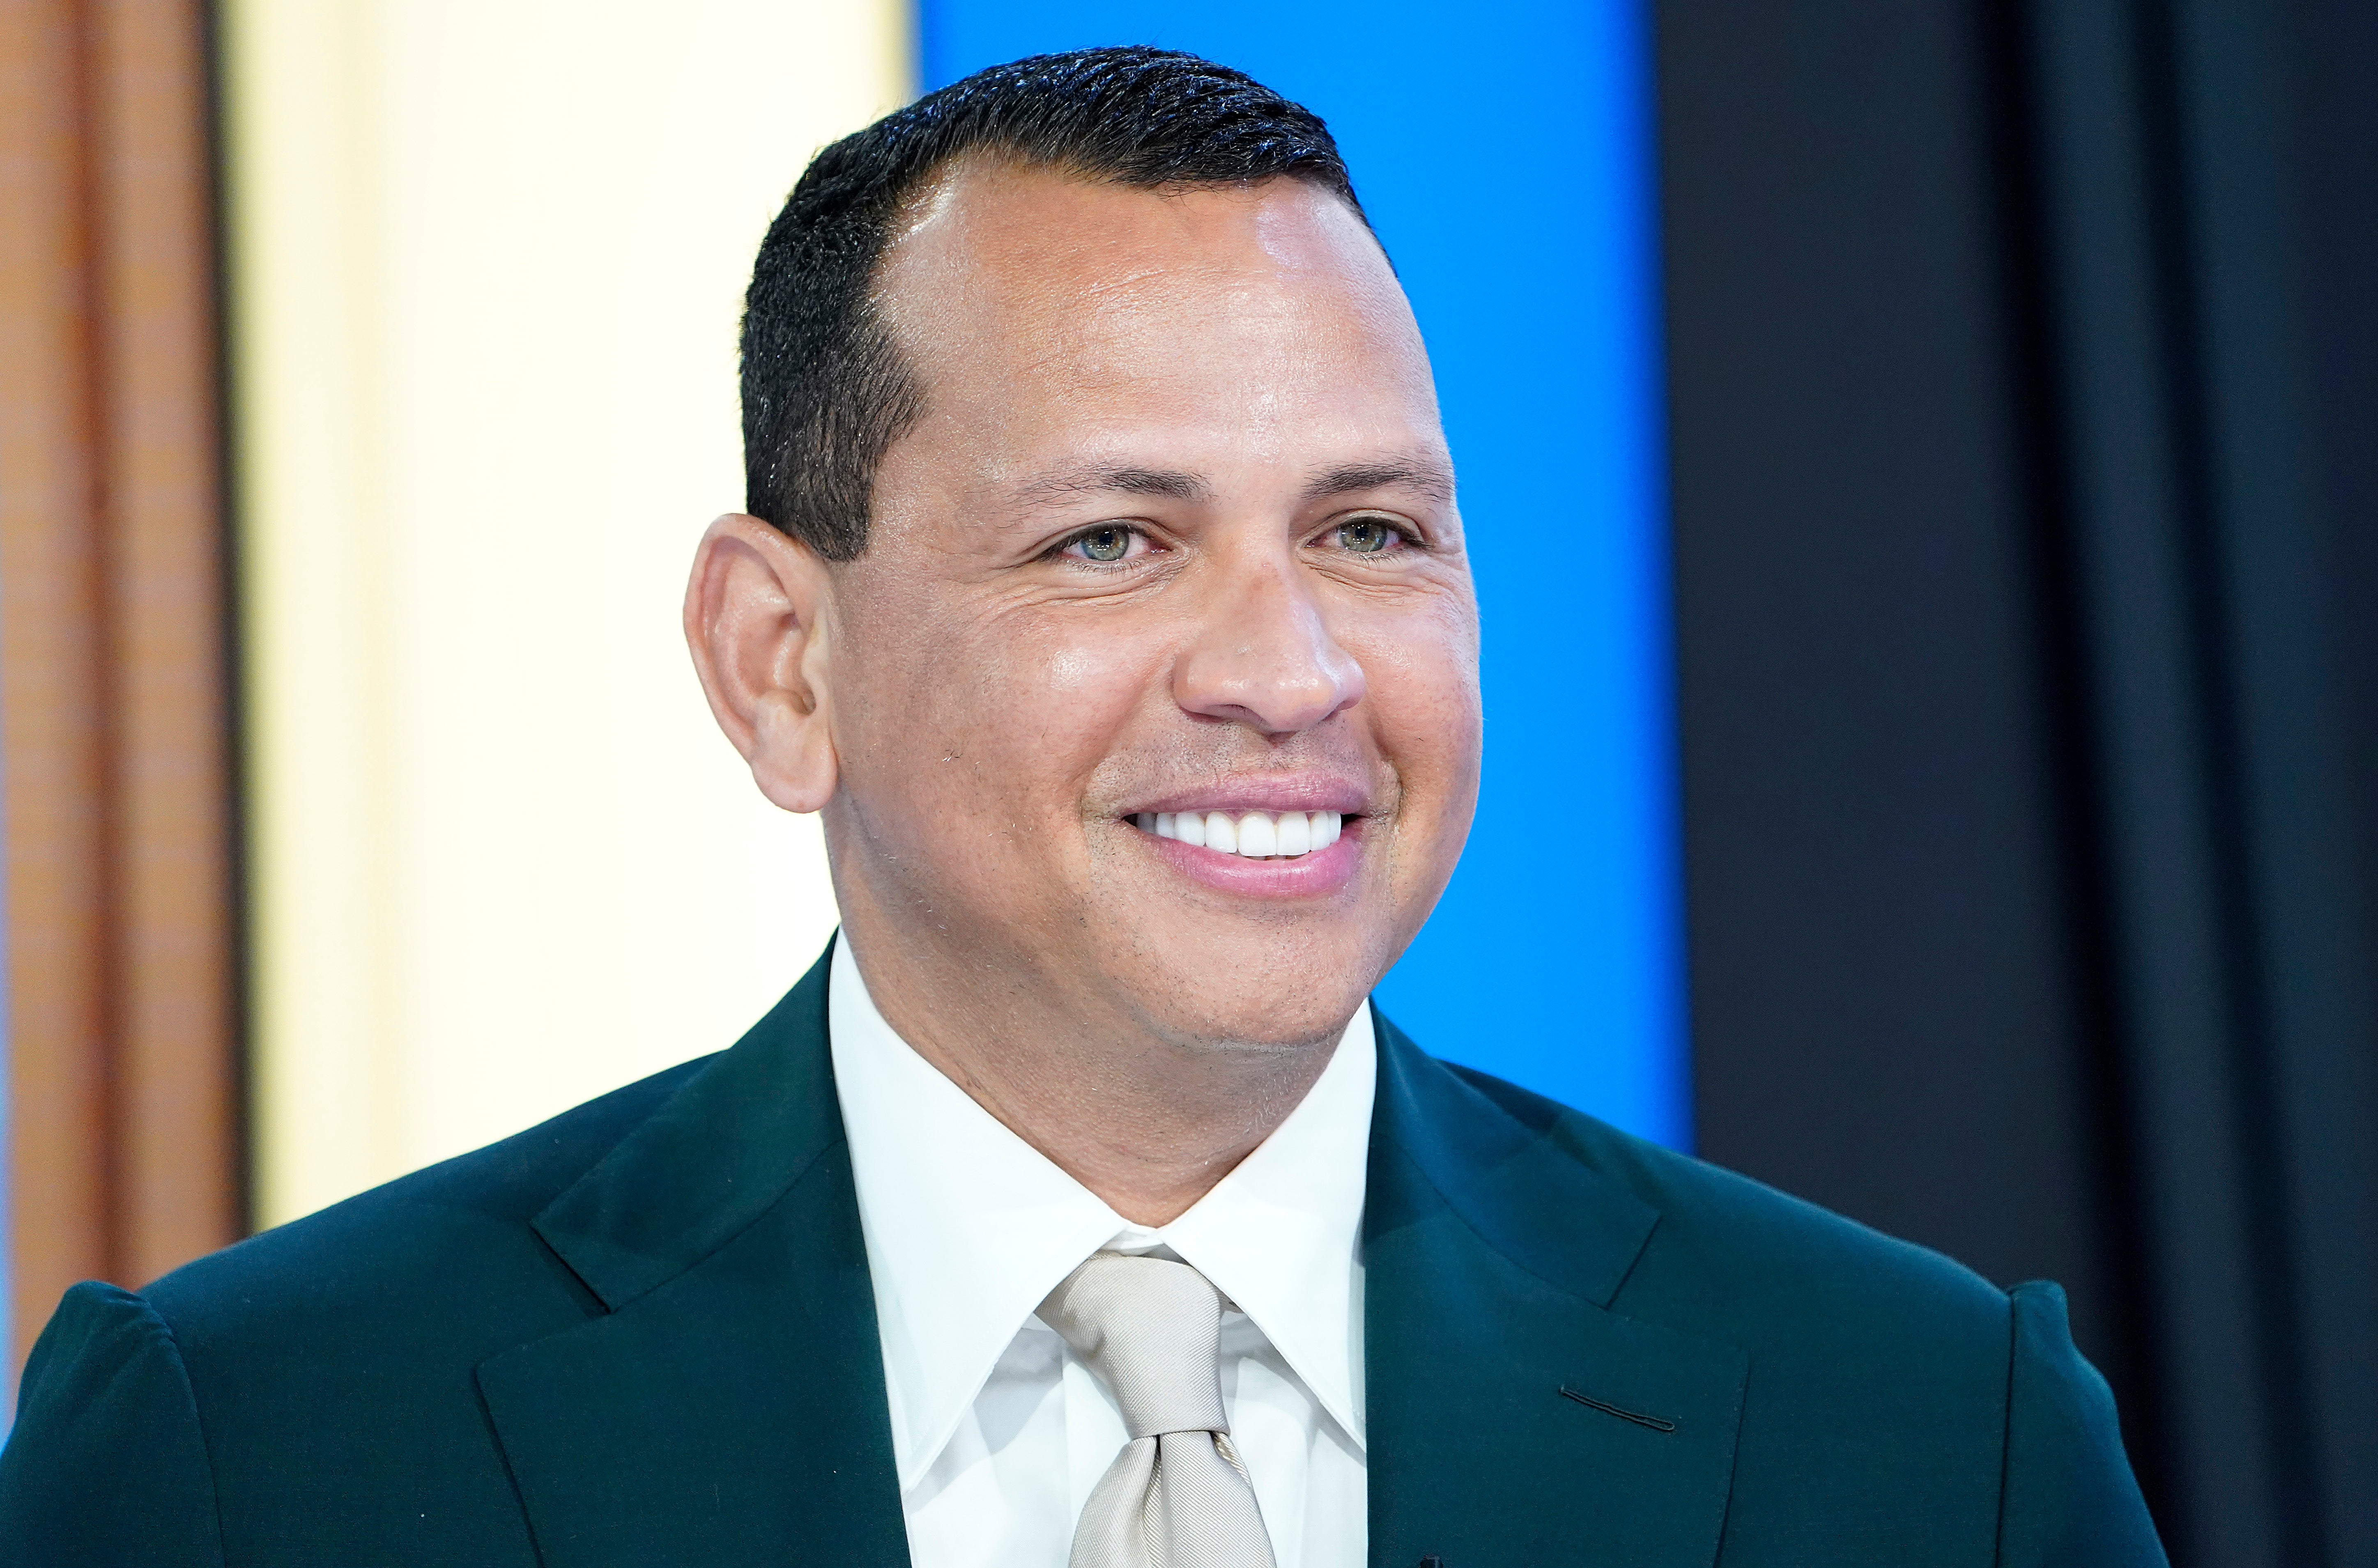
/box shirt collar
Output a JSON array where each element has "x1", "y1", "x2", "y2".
[{"x1": 829, "y1": 934, "x2": 1373, "y2": 1489}]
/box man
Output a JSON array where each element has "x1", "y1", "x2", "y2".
[{"x1": 2, "y1": 48, "x2": 2162, "y2": 1566}]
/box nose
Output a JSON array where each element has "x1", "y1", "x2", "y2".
[{"x1": 1174, "y1": 556, "x2": 1366, "y2": 736}]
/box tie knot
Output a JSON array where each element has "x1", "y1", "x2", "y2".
[{"x1": 1039, "y1": 1252, "x2": 1230, "y2": 1440}]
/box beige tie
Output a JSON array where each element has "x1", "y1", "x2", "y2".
[{"x1": 1039, "y1": 1252, "x2": 1279, "y2": 1568}]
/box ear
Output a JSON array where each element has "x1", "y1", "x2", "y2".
[{"x1": 683, "y1": 513, "x2": 839, "y2": 813}]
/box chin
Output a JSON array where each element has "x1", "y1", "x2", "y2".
[
  {"x1": 1166, "y1": 996, "x2": 1369, "y2": 1054},
  {"x1": 1111, "y1": 927, "x2": 1389, "y2": 1053}
]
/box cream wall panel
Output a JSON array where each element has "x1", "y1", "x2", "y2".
[{"x1": 223, "y1": 0, "x2": 911, "y2": 1227}]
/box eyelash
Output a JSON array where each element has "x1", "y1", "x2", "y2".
[
  {"x1": 1048, "y1": 524, "x2": 1157, "y2": 567},
  {"x1": 1047, "y1": 517, "x2": 1423, "y2": 568},
  {"x1": 1331, "y1": 516, "x2": 1422, "y2": 553}
]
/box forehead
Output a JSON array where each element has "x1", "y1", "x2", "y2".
[{"x1": 869, "y1": 160, "x2": 1440, "y2": 463}]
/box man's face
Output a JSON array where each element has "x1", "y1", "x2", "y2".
[{"x1": 822, "y1": 160, "x2": 1480, "y2": 1050}]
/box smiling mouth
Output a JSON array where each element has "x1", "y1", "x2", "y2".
[{"x1": 1131, "y1": 809, "x2": 1348, "y2": 860}]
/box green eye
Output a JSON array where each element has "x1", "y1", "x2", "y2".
[
  {"x1": 1337, "y1": 518, "x2": 1397, "y2": 553},
  {"x1": 1076, "y1": 526, "x2": 1132, "y2": 562}
]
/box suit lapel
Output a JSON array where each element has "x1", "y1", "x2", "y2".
[
  {"x1": 1366, "y1": 1012, "x2": 1747, "y2": 1568},
  {"x1": 468, "y1": 954, "x2": 1743, "y2": 1567},
  {"x1": 476, "y1": 945, "x2": 911, "y2": 1567}
]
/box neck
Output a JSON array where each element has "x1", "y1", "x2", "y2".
[{"x1": 834, "y1": 910, "x2": 1343, "y2": 1228}]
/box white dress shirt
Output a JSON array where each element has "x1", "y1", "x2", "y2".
[{"x1": 829, "y1": 935, "x2": 1373, "y2": 1568}]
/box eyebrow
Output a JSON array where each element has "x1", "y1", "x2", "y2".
[
  {"x1": 1011, "y1": 464, "x2": 1212, "y2": 506},
  {"x1": 1006, "y1": 452, "x2": 1455, "y2": 513},
  {"x1": 1302, "y1": 457, "x2": 1456, "y2": 506}
]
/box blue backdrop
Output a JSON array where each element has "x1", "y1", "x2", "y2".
[{"x1": 920, "y1": 2, "x2": 1688, "y2": 1148}]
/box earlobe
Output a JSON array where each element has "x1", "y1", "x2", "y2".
[
  {"x1": 748, "y1": 688, "x2": 837, "y2": 812},
  {"x1": 683, "y1": 512, "x2": 840, "y2": 812}
]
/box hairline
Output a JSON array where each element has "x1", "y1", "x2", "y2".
[{"x1": 838, "y1": 156, "x2": 1387, "y2": 561}]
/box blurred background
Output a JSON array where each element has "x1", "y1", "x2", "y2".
[{"x1": 2, "y1": 2, "x2": 2372, "y2": 1562}]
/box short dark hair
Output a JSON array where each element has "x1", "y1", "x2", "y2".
[{"x1": 738, "y1": 46, "x2": 1371, "y2": 560}]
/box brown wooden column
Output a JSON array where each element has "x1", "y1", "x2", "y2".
[{"x1": 0, "y1": 0, "x2": 240, "y2": 1377}]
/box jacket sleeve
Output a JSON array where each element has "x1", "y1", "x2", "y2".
[
  {"x1": 0, "y1": 1281, "x2": 227, "y2": 1567},
  {"x1": 1996, "y1": 1279, "x2": 2166, "y2": 1566}
]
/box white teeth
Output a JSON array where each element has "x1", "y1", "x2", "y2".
[{"x1": 1143, "y1": 808, "x2": 1345, "y2": 860}]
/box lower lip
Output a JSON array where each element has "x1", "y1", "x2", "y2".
[{"x1": 1138, "y1": 817, "x2": 1365, "y2": 898}]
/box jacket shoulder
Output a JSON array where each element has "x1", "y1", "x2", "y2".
[
  {"x1": 1441, "y1": 1060, "x2": 2011, "y2": 1343},
  {"x1": 42, "y1": 1055, "x2": 731, "y2": 1564},
  {"x1": 1441, "y1": 1062, "x2": 2038, "y2": 1556},
  {"x1": 0, "y1": 1283, "x2": 225, "y2": 1566},
  {"x1": 145, "y1": 1051, "x2": 717, "y2": 1348}
]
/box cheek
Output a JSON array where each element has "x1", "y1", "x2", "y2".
[
  {"x1": 990, "y1": 634, "x2": 1156, "y2": 800},
  {"x1": 1354, "y1": 600, "x2": 1485, "y2": 801},
  {"x1": 848, "y1": 600, "x2": 1166, "y2": 827}
]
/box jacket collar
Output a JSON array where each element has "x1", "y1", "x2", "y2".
[
  {"x1": 529, "y1": 946, "x2": 846, "y2": 1310},
  {"x1": 1365, "y1": 1009, "x2": 1748, "y2": 1568},
  {"x1": 476, "y1": 941, "x2": 913, "y2": 1568},
  {"x1": 474, "y1": 952, "x2": 1743, "y2": 1568}
]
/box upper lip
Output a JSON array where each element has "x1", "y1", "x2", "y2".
[{"x1": 1125, "y1": 773, "x2": 1371, "y2": 817}]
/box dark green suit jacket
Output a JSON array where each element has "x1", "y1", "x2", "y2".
[{"x1": 2, "y1": 949, "x2": 2162, "y2": 1565}]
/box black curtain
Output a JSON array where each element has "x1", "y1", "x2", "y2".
[{"x1": 1654, "y1": 3, "x2": 2378, "y2": 1564}]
